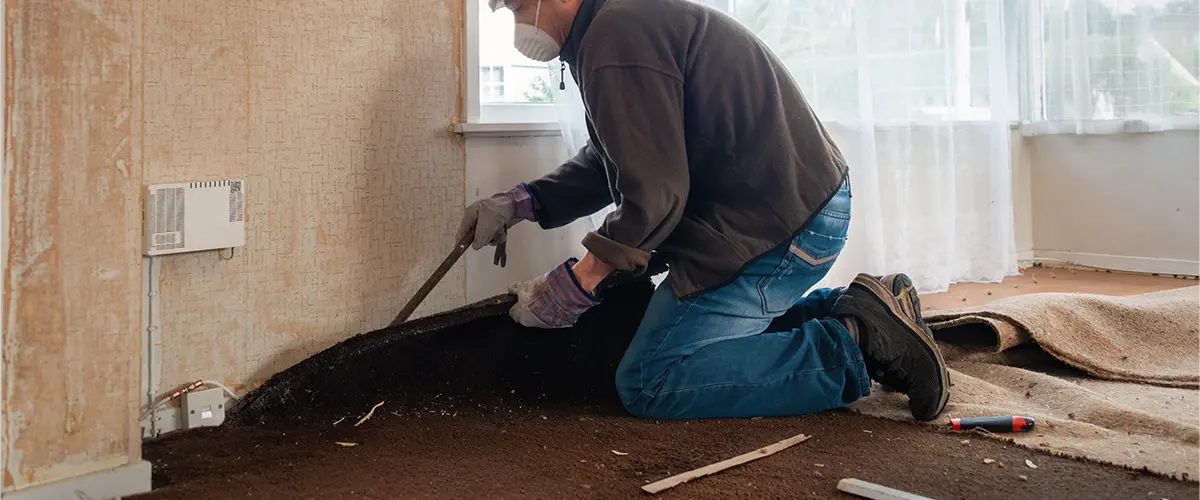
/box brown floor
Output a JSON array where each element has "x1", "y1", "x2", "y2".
[
  {"x1": 922, "y1": 266, "x2": 1196, "y2": 310},
  {"x1": 136, "y1": 269, "x2": 1198, "y2": 500}
]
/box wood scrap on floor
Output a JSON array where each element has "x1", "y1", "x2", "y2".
[
  {"x1": 837, "y1": 478, "x2": 933, "y2": 500},
  {"x1": 355, "y1": 401, "x2": 385, "y2": 427},
  {"x1": 640, "y1": 433, "x2": 810, "y2": 494}
]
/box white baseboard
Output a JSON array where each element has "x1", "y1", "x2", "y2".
[
  {"x1": 1016, "y1": 250, "x2": 1036, "y2": 265},
  {"x1": 2, "y1": 460, "x2": 151, "y2": 500},
  {"x1": 1032, "y1": 250, "x2": 1199, "y2": 277}
]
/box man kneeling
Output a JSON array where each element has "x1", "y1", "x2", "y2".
[{"x1": 457, "y1": 0, "x2": 950, "y2": 421}]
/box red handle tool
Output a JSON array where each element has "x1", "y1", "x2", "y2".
[{"x1": 948, "y1": 415, "x2": 1036, "y2": 433}]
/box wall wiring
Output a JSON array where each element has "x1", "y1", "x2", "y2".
[
  {"x1": 141, "y1": 380, "x2": 203, "y2": 420},
  {"x1": 141, "y1": 379, "x2": 240, "y2": 421},
  {"x1": 142, "y1": 255, "x2": 164, "y2": 437},
  {"x1": 142, "y1": 250, "x2": 241, "y2": 437}
]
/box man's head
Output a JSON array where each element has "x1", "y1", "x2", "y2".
[{"x1": 489, "y1": 0, "x2": 582, "y2": 61}]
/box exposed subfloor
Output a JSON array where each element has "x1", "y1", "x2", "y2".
[{"x1": 136, "y1": 269, "x2": 1198, "y2": 499}]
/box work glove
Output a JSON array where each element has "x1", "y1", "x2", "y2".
[
  {"x1": 508, "y1": 258, "x2": 601, "y2": 329},
  {"x1": 457, "y1": 184, "x2": 538, "y2": 267}
]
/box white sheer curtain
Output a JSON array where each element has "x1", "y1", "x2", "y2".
[
  {"x1": 1025, "y1": 0, "x2": 1200, "y2": 135},
  {"x1": 550, "y1": 0, "x2": 1019, "y2": 293},
  {"x1": 548, "y1": 63, "x2": 615, "y2": 231}
]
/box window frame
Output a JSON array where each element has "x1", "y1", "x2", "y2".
[{"x1": 463, "y1": 0, "x2": 559, "y2": 126}]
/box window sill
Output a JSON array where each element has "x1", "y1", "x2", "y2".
[
  {"x1": 1019, "y1": 117, "x2": 1199, "y2": 136},
  {"x1": 455, "y1": 122, "x2": 562, "y2": 138}
]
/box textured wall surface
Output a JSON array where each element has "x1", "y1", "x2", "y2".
[
  {"x1": 4, "y1": 0, "x2": 463, "y2": 492},
  {"x1": 142, "y1": 0, "x2": 466, "y2": 392},
  {"x1": 3, "y1": 0, "x2": 144, "y2": 490}
]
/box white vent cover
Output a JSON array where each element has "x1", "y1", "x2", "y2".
[{"x1": 144, "y1": 179, "x2": 246, "y2": 256}]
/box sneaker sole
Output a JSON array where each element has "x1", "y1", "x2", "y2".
[
  {"x1": 880, "y1": 273, "x2": 927, "y2": 331},
  {"x1": 852, "y1": 273, "x2": 950, "y2": 419}
]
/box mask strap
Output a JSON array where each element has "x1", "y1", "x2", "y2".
[{"x1": 533, "y1": 0, "x2": 544, "y2": 33}]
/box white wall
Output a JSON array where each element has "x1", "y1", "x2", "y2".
[
  {"x1": 465, "y1": 127, "x2": 1029, "y2": 298},
  {"x1": 1011, "y1": 130, "x2": 1036, "y2": 261},
  {"x1": 463, "y1": 135, "x2": 593, "y2": 302},
  {"x1": 1028, "y1": 130, "x2": 1200, "y2": 275},
  {"x1": 462, "y1": 128, "x2": 1198, "y2": 302}
]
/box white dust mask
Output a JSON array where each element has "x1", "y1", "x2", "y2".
[{"x1": 513, "y1": 0, "x2": 561, "y2": 62}]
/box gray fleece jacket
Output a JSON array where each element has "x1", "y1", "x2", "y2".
[{"x1": 526, "y1": 0, "x2": 848, "y2": 299}]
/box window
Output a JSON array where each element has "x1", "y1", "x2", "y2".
[
  {"x1": 1031, "y1": 0, "x2": 1199, "y2": 127},
  {"x1": 468, "y1": 0, "x2": 558, "y2": 123},
  {"x1": 715, "y1": 0, "x2": 1010, "y2": 124},
  {"x1": 481, "y1": 66, "x2": 505, "y2": 101},
  {"x1": 464, "y1": 0, "x2": 1198, "y2": 130}
]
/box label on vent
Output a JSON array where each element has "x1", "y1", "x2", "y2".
[{"x1": 229, "y1": 180, "x2": 244, "y2": 222}]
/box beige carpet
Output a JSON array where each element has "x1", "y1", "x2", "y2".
[{"x1": 851, "y1": 286, "x2": 1200, "y2": 479}]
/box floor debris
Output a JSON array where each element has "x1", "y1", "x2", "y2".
[
  {"x1": 984, "y1": 459, "x2": 996, "y2": 464},
  {"x1": 355, "y1": 401, "x2": 385, "y2": 427},
  {"x1": 1026, "y1": 459, "x2": 1038, "y2": 469},
  {"x1": 335, "y1": 442, "x2": 358, "y2": 447},
  {"x1": 332, "y1": 416, "x2": 346, "y2": 426},
  {"x1": 640, "y1": 433, "x2": 811, "y2": 494},
  {"x1": 611, "y1": 450, "x2": 628, "y2": 456},
  {"x1": 837, "y1": 478, "x2": 933, "y2": 500},
  {"x1": 142, "y1": 275, "x2": 1199, "y2": 499},
  {"x1": 1019, "y1": 475, "x2": 1028, "y2": 481}
]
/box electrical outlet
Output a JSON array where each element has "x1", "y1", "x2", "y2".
[{"x1": 183, "y1": 387, "x2": 227, "y2": 429}]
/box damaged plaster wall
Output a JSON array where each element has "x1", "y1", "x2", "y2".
[
  {"x1": 5, "y1": 0, "x2": 465, "y2": 492},
  {"x1": 3, "y1": 0, "x2": 144, "y2": 491},
  {"x1": 143, "y1": 1, "x2": 467, "y2": 394}
]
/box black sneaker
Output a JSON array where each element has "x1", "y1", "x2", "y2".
[
  {"x1": 874, "y1": 273, "x2": 935, "y2": 394},
  {"x1": 835, "y1": 273, "x2": 950, "y2": 421}
]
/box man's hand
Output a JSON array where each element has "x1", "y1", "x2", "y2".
[
  {"x1": 509, "y1": 258, "x2": 602, "y2": 329},
  {"x1": 457, "y1": 184, "x2": 538, "y2": 252}
]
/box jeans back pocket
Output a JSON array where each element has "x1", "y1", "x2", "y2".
[{"x1": 758, "y1": 191, "x2": 851, "y2": 315}]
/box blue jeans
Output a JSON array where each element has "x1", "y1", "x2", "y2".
[{"x1": 615, "y1": 180, "x2": 869, "y2": 419}]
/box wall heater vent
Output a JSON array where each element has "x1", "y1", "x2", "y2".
[{"x1": 143, "y1": 179, "x2": 246, "y2": 256}]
